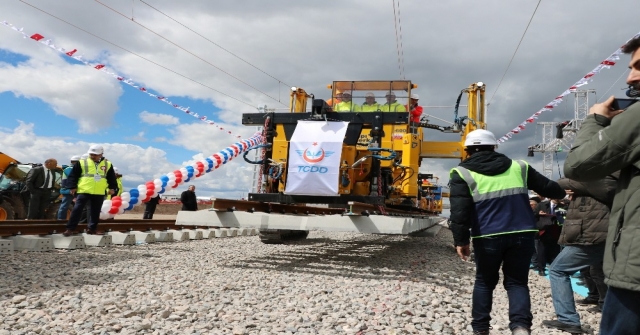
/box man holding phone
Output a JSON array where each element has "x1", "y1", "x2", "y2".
[{"x1": 563, "y1": 36, "x2": 640, "y2": 335}]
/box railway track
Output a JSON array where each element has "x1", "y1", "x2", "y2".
[{"x1": 0, "y1": 219, "x2": 180, "y2": 237}]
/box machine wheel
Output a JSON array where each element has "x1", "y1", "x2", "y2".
[
  {"x1": 258, "y1": 229, "x2": 309, "y2": 244},
  {"x1": 0, "y1": 201, "x2": 16, "y2": 220}
]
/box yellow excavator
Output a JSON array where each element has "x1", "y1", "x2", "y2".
[{"x1": 241, "y1": 80, "x2": 486, "y2": 214}]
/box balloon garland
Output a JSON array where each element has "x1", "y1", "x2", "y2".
[{"x1": 99, "y1": 133, "x2": 264, "y2": 219}]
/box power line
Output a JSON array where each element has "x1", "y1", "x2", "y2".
[
  {"x1": 597, "y1": 68, "x2": 629, "y2": 102},
  {"x1": 138, "y1": 0, "x2": 292, "y2": 89},
  {"x1": 488, "y1": 0, "x2": 542, "y2": 106},
  {"x1": 19, "y1": 0, "x2": 255, "y2": 107},
  {"x1": 94, "y1": 0, "x2": 287, "y2": 106},
  {"x1": 392, "y1": 0, "x2": 405, "y2": 79}
]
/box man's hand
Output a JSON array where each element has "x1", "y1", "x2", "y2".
[
  {"x1": 589, "y1": 96, "x2": 623, "y2": 119},
  {"x1": 108, "y1": 189, "x2": 115, "y2": 195},
  {"x1": 70, "y1": 189, "x2": 76, "y2": 195},
  {"x1": 456, "y1": 245, "x2": 471, "y2": 261},
  {"x1": 565, "y1": 189, "x2": 574, "y2": 201}
]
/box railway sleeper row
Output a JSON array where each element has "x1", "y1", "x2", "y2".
[{"x1": 0, "y1": 227, "x2": 259, "y2": 253}]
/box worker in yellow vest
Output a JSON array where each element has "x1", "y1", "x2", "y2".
[
  {"x1": 379, "y1": 92, "x2": 407, "y2": 112},
  {"x1": 107, "y1": 167, "x2": 124, "y2": 199},
  {"x1": 333, "y1": 90, "x2": 361, "y2": 112},
  {"x1": 360, "y1": 92, "x2": 381, "y2": 112},
  {"x1": 63, "y1": 144, "x2": 118, "y2": 236}
]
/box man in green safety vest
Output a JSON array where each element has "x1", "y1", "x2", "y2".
[
  {"x1": 449, "y1": 129, "x2": 565, "y2": 335},
  {"x1": 333, "y1": 90, "x2": 361, "y2": 112},
  {"x1": 379, "y1": 91, "x2": 407, "y2": 112},
  {"x1": 360, "y1": 92, "x2": 381, "y2": 112},
  {"x1": 63, "y1": 144, "x2": 118, "y2": 236}
]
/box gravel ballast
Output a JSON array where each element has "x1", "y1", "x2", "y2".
[{"x1": 0, "y1": 228, "x2": 601, "y2": 334}]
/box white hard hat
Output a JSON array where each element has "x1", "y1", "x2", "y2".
[
  {"x1": 80, "y1": 153, "x2": 89, "y2": 159},
  {"x1": 114, "y1": 167, "x2": 120, "y2": 174},
  {"x1": 365, "y1": 92, "x2": 375, "y2": 98},
  {"x1": 385, "y1": 91, "x2": 396, "y2": 97},
  {"x1": 464, "y1": 129, "x2": 497, "y2": 147},
  {"x1": 87, "y1": 144, "x2": 104, "y2": 155},
  {"x1": 410, "y1": 93, "x2": 420, "y2": 100},
  {"x1": 70, "y1": 155, "x2": 81, "y2": 161},
  {"x1": 342, "y1": 90, "x2": 352, "y2": 96}
]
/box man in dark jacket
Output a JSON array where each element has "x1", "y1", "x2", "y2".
[
  {"x1": 25, "y1": 158, "x2": 58, "y2": 219},
  {"x1": 450, "y1": 129, "x2": 565, "y2": 335},
  {"x1": 180, "y1": 185, "x2": 198, "y2": 211},
  {"x1": 564, "y1": 36, "x2": 640, "y2": 335},
  {"x1": 143, "y1": 195, "x2": 161, "y2": 219},
  {"x1": 542, "y1": 174, "x2": 617, "y2": 333}
]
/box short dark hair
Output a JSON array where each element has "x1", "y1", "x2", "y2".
[{"x1": 622, "y1": 36, "x2": 640, "y2": 54}]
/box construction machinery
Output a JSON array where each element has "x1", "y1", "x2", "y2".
[
  {"x1": 0, "y1": 152, "x2": 63, "y2": 220},
  {"x1": 176, "y1": 80, "x2": 485, "y2": 243}
]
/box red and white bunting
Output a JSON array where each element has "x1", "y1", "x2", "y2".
[
  {"x1": 1, "y1": 20, "x2": 244, "y2": 139},
  {"x1": 493, "y1": 31, "x2": 640, "y2": 143}
]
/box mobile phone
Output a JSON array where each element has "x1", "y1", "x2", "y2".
[{"x1": 611, "y1": 98, "x2": 639, "y2": 110}]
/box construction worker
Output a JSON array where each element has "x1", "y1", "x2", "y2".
[
  {"x1": 379, "y1": 92, "x2": 407, "y2": 112},
  {"x1": 360, "y1": 92, "x2": 381, "y2": 112},
  {"x1": 57, "y1": 155, "x2": 80, "y2": 220},
  {"x1": 333, "y1": 90, "x2": 361, "y2": 112},
  {"x1": 326, "y1": 89, "x2": 342, "y2": 107},
  {"x1": 449, "y1": 129, "x2": 565, "y2": 335},
  {"x1": 408, "y1": 93, "x2": 423, "y2": 122},
  {"x1": 63, "y1": 144, "x2": 118, "y2": 236}
]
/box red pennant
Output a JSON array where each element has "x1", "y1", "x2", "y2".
[
  {"x1": 544, "y1": 105, "x2": 554, "y2": 109},
  {"x1": 601, "y1": 60, "x2": 616, "y2": 66},
  {"x1": 65, "y1": 49, "x2": 77, "y2": 56},
  {"x1": 94, "y1": 64, "x2": 105, "y2": 70},
  {"x1": 139, "y1": 87, "x2": 147, "y2": 92},
  {"x1": 30, "y1": 33, "x2": 44, "y2": 41}
]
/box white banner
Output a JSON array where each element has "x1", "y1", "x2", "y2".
[{"x1": 285, "y1": 121, "x2": 349, "y2": 195}]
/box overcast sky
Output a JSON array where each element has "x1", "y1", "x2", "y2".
[{"x1": 0, "y1": 0, "x2": 637, "y2": 202}]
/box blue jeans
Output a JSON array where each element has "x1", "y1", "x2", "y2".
[
  {"x1": 600, "y1": 287, "x2": 640, "y2": 335},
  {"x1": 57, "y1": 194, "x2": 74, "y2": 220},
  {"x1": 472, "y1": 232, "x2": 536, "y2": 332},
  {"x1": 548, "y1": 244, "x2": 605, "y2": 326}
]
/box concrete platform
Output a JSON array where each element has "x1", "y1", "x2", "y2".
[
  {"x1": 176, "y1": 210, "x2": 441, "y2": 235},
  {"x1": 45, "y1": 234, "x2": 86, "y2": 250},
  {"x1": 149, "y1": 230, "x2": 173, "y2": 242},
  {"x1": 82, "y1": 233, "x2": 114, "y2": 247},
  {"x1": 7, "y1": 236, "x2": 53, "y2": 252},
  {"x1": 167, "y1": 229, "x2": 189, "y2": 242},
  {"x1": 0, "y1": 239, "x2": 13, "y2": 254},
  {"x1": 105, "y1": 232, "x2": 136, "y2": 245}
]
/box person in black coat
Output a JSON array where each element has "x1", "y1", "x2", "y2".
[
  {"x1": 25, "y1": 158, "x2": 58, "y2": 219},
  {"x1": 180, "y1": 185, "x2": 198, "y2": 211},
  {"x1": 143, "y1": 195, "x2": 161, "y2": 219}
]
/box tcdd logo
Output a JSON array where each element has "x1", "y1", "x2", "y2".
[
  {"x1": 297, "y1": 166, "x2": 328, "y2": 173},
  {"x1": 295, "y1": 142, "x2": 334, "y2": 164}
]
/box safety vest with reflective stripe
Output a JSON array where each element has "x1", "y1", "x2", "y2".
[
  {"x1": 361, "y1": 103, "x2": 381, "y2": 112},
  {"x1": 379, "y1": 102, "x2": 407, "y2": 112},
  {"x1": 334, "y1": 101, "x2": 361, "y2": 112},
  {"x1": 77, "y1": 158, "x2": 112, "y2": 195},
  {"x1": 451, "y1": 160, "x2": 536, "y2": 238}
]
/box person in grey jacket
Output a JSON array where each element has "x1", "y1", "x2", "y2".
[
  {"x1": 542, "y1": 174, "x2": 617, "y2": 334},
  {"x1": 563, "y1": 36, "x2": 640, "y2": 335}
]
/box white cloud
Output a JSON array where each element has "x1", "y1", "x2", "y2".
[{"x1": 139, "y1": 111, "x2": 179, "y2": 125}]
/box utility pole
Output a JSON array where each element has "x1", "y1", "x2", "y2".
[{"x1": 527, "y1": 89, "x2": 596, "y2": 179}]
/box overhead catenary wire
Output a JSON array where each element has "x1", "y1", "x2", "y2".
[
  {"x1": 392, "y1": 0, "x2": 405, "y2": 79},
  {"x1": 488, "y1": 0, "x2": 543, "y2": 106},
  {"x1": 597, "y1": 68, "x2": 630, "y2": 102},
  {"x1": 94, "y1": 0, "x2": 287, "y2": 106},
  {"x1": 138, "y1": 0, "x2": 292, "y2": 89},
  {"x1": 19, "y1": 0, "x2": 255, "y2": 107}
]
